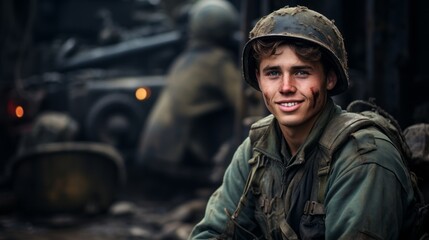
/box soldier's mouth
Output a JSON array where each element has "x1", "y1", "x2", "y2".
[{"x1": 280, "y1": 102, "x2": 298, "y2": 107}]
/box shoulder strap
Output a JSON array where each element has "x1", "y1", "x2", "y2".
[
  {"x1": 228, "y1": 116, "x2": 273, "y2": 218},
  {"x1": 317, "y1": 112, "x2": 375, "y2": 203},
  {"x1": 319, "y1": 112, "x2": 375, "y2": 153},
  {"x1": 223, "y1": 116, "x2": 272, "y2": 239},
  {"x1": 223, "y1": 151, "x2": 265, "y2": 239}
]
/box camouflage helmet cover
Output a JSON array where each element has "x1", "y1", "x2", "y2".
[
  {"x1": 189, "y1": 0, "x2": 238, "y2": 42},
  {"x1": 242, "y1": 6, "x2": 349, "y2": 96}
]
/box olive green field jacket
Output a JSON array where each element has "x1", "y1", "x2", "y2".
[{"x1": 189, "y1": 99, "x2": 415, "y2": 239}]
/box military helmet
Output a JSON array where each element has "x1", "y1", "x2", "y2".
[
  {"x1": 189, "y1": 0, "x2": 238, "y2": 42},
  {"x1": 242, "y1": 6, "x2": 349, "y2": 96}
]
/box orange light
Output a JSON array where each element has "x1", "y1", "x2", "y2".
[
  {"x1": 15, "y1": 105, "x2": 24, "y2": 118},
  {"x1": 135, "y1": 87, "x2": 150, "y2": 101}
]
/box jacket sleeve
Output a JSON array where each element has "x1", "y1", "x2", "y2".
[
  {"x1": 189, "y1": 138, "x2": 259, "y2": 239},
  {"x1": 324, "y1": 128, "x2": 415, "y2": 239}
]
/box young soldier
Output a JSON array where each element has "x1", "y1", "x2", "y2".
[{"x1": 189, "y1": 6, "x2": 416, "y2": 239}]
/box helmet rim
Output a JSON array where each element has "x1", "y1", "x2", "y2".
[{"x1": 242, "y1": 6, "x2": 349, "y2": 96}]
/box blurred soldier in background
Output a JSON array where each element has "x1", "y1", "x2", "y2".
[{"x1": 136, "y1": 0, "x2": 241, "y2": 193}]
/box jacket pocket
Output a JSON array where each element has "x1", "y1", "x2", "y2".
[{"x1": 299, "y1": 214, "x2": 325, "y2": 240}]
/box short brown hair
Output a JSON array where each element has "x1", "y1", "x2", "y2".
[{"x1": 251, "y1": 39, "x2": 332, "y2": 74}]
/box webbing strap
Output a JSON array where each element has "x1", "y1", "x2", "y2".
[
  {"x1": 278, "y1": 164, "x2": 306, "y2": 239},
  {"x1": 224, "y1": 208, "x2": 259, "y2": 240},
  {"x1": 303, "y1": 200, "x2": 325, "y2": 215},
  {"x1": 232, "y1": 153, "x2": 264, "y2": 218},
  {"x1": 316, "y1": 113, "x2": 374, "y2": 204},
  {"x1": 279, "y1": 216, "x2": 299, "y2": 240},
  {"x1": 223, "y1": 153, "x2": 264, "y2": 239},
  {"x1": 317, "y1": 165, "x2": 330, "y2": 204}
]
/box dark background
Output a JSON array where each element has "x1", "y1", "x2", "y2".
[
  {"x1": 1, "y1": 0, "x2": 428, "y2": 196},
  {"x1": 0, "y1": 0, "x2": 428, "y2": 239}
]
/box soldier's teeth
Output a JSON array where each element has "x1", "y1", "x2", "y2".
[{"x1": 281, "y1": 102, "x2": 297, "y2": 107}]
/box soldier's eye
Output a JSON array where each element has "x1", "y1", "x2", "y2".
[
  {"x1": 295, "y1": 70, "x2": 309, "y2": 78},
  {"x1": 266, "y1": 70, "x2": 280, "y2": 77}
]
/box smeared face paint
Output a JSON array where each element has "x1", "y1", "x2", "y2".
[
  {"x1": 310, "y1": 87, "x2": 320, "y2": 109},
  {"x1": 256, "y1": 45, "x2": 334, "y2": 132}
]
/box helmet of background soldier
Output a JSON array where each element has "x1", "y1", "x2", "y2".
[
  {"x1": 188, "y1": 0, "x2": 239, "y2": 43},
  {"x1": 17, "y1": 112, "x2": 79, "y2": 155},
  {"x1": 242, "y1": 6, "x2": 349, "y2": 96}
]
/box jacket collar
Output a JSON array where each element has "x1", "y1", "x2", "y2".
[{"x1": 252, "y1": 98, "x2": 342, "y2": 163}]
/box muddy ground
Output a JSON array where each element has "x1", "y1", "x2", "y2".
[{"x1": 0, "y1": 177, "x2": 213, "y2": 240}]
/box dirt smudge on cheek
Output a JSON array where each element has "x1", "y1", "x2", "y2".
[{"x1": 310, "y1": 87, "x2": 320, "y2": 109}]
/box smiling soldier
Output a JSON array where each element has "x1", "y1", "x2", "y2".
[{"x1": 189, "y1": 5, "x2": 416, "y2": 240}]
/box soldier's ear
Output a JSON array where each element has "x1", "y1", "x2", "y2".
[{"x1": 326, "y1": 70, "x2": 337, "y2": 91}]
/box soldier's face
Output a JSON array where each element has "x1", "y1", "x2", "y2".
[{"x1": 256, "y1": 44, "x2": 337, "y2": 132}]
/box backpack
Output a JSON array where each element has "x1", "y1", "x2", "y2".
[
  {"x1": 225, "y1": 99, "x2": 429, "y2": 239},
  {"x1": 317, "y1": 99, "x2": 429, "y2": 239}
]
